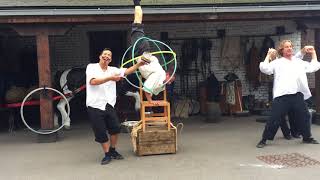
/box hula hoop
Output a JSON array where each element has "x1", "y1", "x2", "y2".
[
  {"x1": 121, "y1": 37, "x2": 177, "y2": 93},
  {"x1": 121, "y1": 51, "x2": 176, "y2": 68},
  {"x1": 132, "y1": 37, "x2": 177, "y2": 83},
  {"x1": 122, "y1": 51, "x2": 176, "y2": 89},
  {"x1": 20, "y1": 87, "x2": 70, "y2": 135}
]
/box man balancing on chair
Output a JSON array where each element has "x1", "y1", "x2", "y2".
[{"x1": 131, "y1": 0, "x2": 173, "y2": 105}]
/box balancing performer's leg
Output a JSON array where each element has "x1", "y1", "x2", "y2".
[{"x1": 131, "y1": 0, "x2": 150, "y2": 58}]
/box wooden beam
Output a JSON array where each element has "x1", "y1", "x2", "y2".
[
  {"x1": 1, "y1": 10, "x2": 320, "y2": 24},
  {"x1": 216, "y1": 11, "x2": 320, "y2": 21},
  {"x1": 298, "y1": 19, "x2": 320, "y2": 29},
  {"x1": 12, "y1": 24, "x2": 71, "y2": 36},
  {"x1": 36, "y1": 30, "x2": 53, "y2": 130},
  {"x1": 315, "y1": 29, "x2": 320, "y2": 113}
]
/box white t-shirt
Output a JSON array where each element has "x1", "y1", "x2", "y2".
[
  {"x1": 86, "y1": 63, "x2": 126, "y2": 110},
  {"x1": 259, "y1": 54, "x2": 320, "y2": 100},
  {"x1": 138, "y1": 55, "x2": 166, "y2": 95},
  {"x1": 138, "y1": 55, "x2": 165, "y2": 79}
]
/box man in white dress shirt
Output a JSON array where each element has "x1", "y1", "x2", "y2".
[{"x1": 257, "y1": 40, "x2": 320, "y2": 148}]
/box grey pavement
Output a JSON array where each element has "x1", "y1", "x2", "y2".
[{"x1": 1, "y1": 115, "x2": 320, "y2": 180}]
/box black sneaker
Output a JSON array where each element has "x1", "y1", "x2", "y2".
[
  {"x1": 284, "y1": 134, "x2": 292, "y2": 140},
  {"x1": 292, "y1": 134, "x2": 301, "y2": 139},
  {"x1": 110, "y1": 150, "x2": 124, "y2": 160},
  {"x1": 303, "y1": 138, "x2": 320, "y2": 144},
  {"x1": 256, "y1": 140, "x2": 267, "y2": 148},
  {"x1": 133, "y1": 0, "x2": 141, "y2": 6},
  {"x1": 101, "y1": 155, "x2": 112, "y2": 165}
]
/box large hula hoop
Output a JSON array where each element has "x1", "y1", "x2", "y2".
[
  {"x1": 20, "y1": 87, "x2": 70, "y2": 135},
  {"x1": 121, "y1": 37, "x2": 177, "y2": 92},
  {"x1": 121, "y1": 51, "x2": 176, "y2": 89}
]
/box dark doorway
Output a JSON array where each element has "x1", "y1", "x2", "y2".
[{"x1": 88, "y1": 31, "x2": 127, "y2": 67}]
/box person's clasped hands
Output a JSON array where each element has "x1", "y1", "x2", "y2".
[
  {"x1": 267, "y1": 48, "x2": 277, "y2": 61},
  {"x1": 302, "y1": 45, "x2": 315, "y2": 54}
]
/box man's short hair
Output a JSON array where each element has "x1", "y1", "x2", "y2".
[{"x1": 101, "y1": 48, "x2": 112, "y2": 54}]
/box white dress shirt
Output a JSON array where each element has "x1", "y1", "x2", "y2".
[{"x1": 259, "y1": 52, "x2": 320, "y2": 100}]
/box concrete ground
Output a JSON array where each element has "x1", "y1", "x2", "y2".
[{"x1": 1, "y1": 115, "x2": 320, "y2": 180}]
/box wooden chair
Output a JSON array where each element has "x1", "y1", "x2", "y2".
[{"x1": 139, "y1": 82, "x2": 171, "y2": 132}]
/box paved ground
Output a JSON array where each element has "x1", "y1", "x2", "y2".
[{"x1": 1, "y1": 115, "x2": 320, "y2": 180}]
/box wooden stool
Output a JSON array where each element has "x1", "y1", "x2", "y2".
[{"x1": 139, "y1": 83, "x2": 171, "y2": 132}]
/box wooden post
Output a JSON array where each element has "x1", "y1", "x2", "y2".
[
  {"x1": 12, "y1": 25, "x2": 71, "y2": 138},
  {"x1": 36, "y1": 30, "x2": 53, "y2": 129}
]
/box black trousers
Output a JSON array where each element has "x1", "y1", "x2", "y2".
[
  {"x1": 262, "y1": 92, "x2": 311, "y2": 140},
  {"x1": 131, "y1": 23, "x2": 150, "y2": 57},
  {"x1": 280, "y1": 110, "x2": 300, "y2": 136},
  {"x1": 87, "y1": 104, "x2": 121, "y2": 143}
]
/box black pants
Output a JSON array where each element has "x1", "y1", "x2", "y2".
[
  {"x1": 131, "y1": 23, "x2": 150, "y2": 57},
  {"x1": 262, "y1": 92, "x2": 311, "y2": 140},
  {"x1": 87, "y1": 104, "x2": 121, "y2": 143},
  {"x1": 280, "y1": 110, "x2": 300, "y2": 136}
]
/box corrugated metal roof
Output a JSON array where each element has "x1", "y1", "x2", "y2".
[{"x1": 0, "y1": 0, "x2": 319, "y2": 7}]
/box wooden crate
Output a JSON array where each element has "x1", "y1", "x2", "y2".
[{"x1": 131, "y1": 122, "x2": 177, "y2": 156}]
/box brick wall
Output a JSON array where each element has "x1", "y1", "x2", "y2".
[
  {"x1": 46, "y1": 20, "x2": 316, "y2": 101},
  {"x1": 144, "y1": 20, "x2": 305, "y2": 101}
]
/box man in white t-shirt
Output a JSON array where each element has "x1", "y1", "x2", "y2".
[
  {"x1": 86, "y1": 48, "x2": 145, "y2": 165},
  {"x1": 257, "y1": 40, "x2": 320, "y2": 148}
]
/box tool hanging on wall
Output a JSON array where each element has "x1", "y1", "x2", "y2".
[
  {"x1": 199, "y1": 38, "x2": 212, "y2": 80},
  {"x1": 259, "y1": 36, "x2": 275, "y2": 102},
  {"x1": 180, "y1": 39, "x2": 198, "y2": 96},
  {"x1": 246, "y1": 41, "x2": 260, "y2": 88}
]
